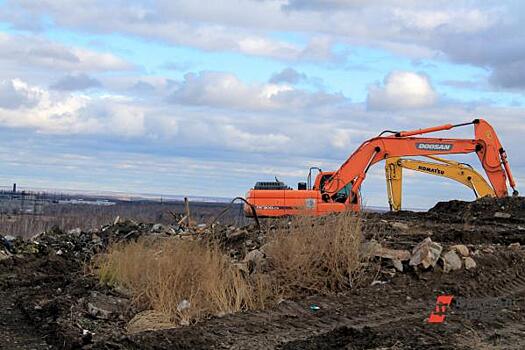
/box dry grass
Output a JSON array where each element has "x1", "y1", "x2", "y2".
[
  {"x1": 126, "y1": 310, "x2": 177, "y2": 334},
  {"x1": 264, "y1": 211, "x2": 364, "y2": 296},
  {"x1": 95, "y1": 211, "x2": 366, "y2": 327},
  {"x1": 97, "y1": 238, "x2": 258, "y2": 325}
]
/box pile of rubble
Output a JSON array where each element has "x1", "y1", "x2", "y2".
[
  {"x1": 430, "y1": 196, "x2": 525, "y2": 221},
  {"x1": 0, "y1": 215, "x2": 261, "y2": 264},
  {"x1": 367, "y1": 237, "x2": 477, "y2": 274}
]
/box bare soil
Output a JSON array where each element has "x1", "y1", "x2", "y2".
[{"x1": 1, "y1": 197, "x2": 525, "y2": 349}]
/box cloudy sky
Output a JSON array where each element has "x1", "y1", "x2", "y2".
[{"x1": 0, "y1": 0, "x2": 524, "y2": 208}]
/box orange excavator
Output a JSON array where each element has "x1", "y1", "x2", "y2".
[{"x1": 244, "y1": 119, "x2": 518, "y2": 217}]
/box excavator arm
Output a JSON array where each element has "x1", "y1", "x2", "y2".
[
  {"x1": 322, "y1": 119, "x2": 517, "y2": 203},
  {"x1": 385, "y1": 156, "x2": 495, "y2": 211}
]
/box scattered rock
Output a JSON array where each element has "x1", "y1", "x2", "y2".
[
  {"x1": 392, "y1": 259, "x2": 404, "y2": 272},
  {"x1": 494, "y1": 212, "x2": 512, "y2": 219},
  {"x1": 464, "y1": 257, "x2": 477, "y2": 270},
  {"x1": 86, "y1": 292, "x2": 128, "y2": 320},
  {"x1": 226, "y1": 229, "x2": 247, "y2": 240},
  {"x1": 409, "y1": 238, "x2": 442, "y2": 269},
  {"x1": 372, "y1": 245, "x2": 411, "y2": 261},
  {"x1": 233, "y1": 262, "x2": 250, "y2": 275},
  {"x1": 508, "y1": 242, "x2": 521, "y2": 251},
  {"x1": 88, "y1": 302, "x2": 113, "y2": 320},
  {"x1": 442, "y1": 250, "x2": 463, "y2": 273},
  {"x1": 243, "y1": 249, "x2": 266, "y2": 273},
  {"x1": 68, "y1": 228, "x2": 82, "y2": 236},
  {"x1": 370, "y1": 280, "x2": 388, "y2": 286},
  {"x1": 390, "y1": 222, "x2": 409, "y2": 231},
  {"x1": 0, "y1": 250, "x2": 11, "y2": 261},
  {"x1": 482, "y1": 247, "x2": 495, "y2": 254},
  {"x1": 450, "y1": 244, "x2": 469, "y2": 257},
  {"x1": 3, "y1": 235, "x2": 15, "y2": 242},
  {"x1": 151, "y1": 223, "x2": 166, "y2": 233},
  {"x1": 113, "y1": 216, "x2": 121, "y2": 225}
]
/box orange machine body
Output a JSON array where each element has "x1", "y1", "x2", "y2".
[
  {"x1": 245, "y1": 119, "x2": 517, "y2": 217},
  {"x1": 245, "y1": 171, "x2": 359, "y2": 217}
]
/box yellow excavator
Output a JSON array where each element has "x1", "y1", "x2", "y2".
[{"x1": 385, "y1": 155, "x2": 495, "y2": 211}]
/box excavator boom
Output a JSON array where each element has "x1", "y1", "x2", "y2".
[
  {"x1": 323, "y1": 119, "x2": 516, "y2": 201},
  {"x1": 385, "y1": 156, "x2": 495, "y2": 211}
]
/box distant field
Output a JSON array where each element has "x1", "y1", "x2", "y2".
[{"x1": 0, "y1": 201, "x2": 245, "y2": 238}]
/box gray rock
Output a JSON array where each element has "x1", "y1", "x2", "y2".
[
  {"x1": 391, "y1": 222, "x2": 409, "y2": 231},
  {"x1": 87, "y1": 292, "x2": 128, "y2": 320},
  {"x1": 409, "y1": 238, "x2": 442, "y2": 269},
  {"x1": 482, "y1": 246, "x2": 495, "y2": 254},
  {"x1": 233, "y1": 262, "x2": 250, "y2": 275},
  {"x1": 113, "y1": 216, "x2": 121, "y2": 225},
  {"x1": 392, "y1": 259, "x2": 404, "y2": 272},
  {"x1": 372, "y1": 246, "x2": 411, "y2": 261},
  {"x1": 508, "y1": 242, "x2": 521, "y2": 251},
  {"x1": 442, "y1": 250, "x2": 463, "y2": 273},
  {"x1": 226, "y1": 229, "x2": 247, "y2": 240},
  {"x1": 151, "y1": 223, "x2": 165, "y2": 233},
  {"x1": 464, "y1": 257, "x2": 477, "y2": 270},
  {"x1": 494, "y1": 212, "x2": 511, "y2": 219},
  {"x1": 450, "y1": 244, "x2": 469, "y2": 257},
  {"x1": 87, "y1": 302, "x2": 113, "y2": 320},
  {"x1": 68, "y1": 228, "x2": 82, "y2": 236},
  {"x1": 0, "y1": 250, "x2": 11, "y2": 261},
  {"x1": 243, "y1": 249, "x2": 266, "y2": 273}
]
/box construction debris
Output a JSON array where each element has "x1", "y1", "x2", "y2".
[
  {"x1": 409, "y1": 238, "x2": 443, "y2": 269},
  {"x1": 450, "y1": 244, "x2": 470, "y2": 257},
  {"x1": 441, "y1": 250, "x2": 463, "y2": 273},
  {"x1": 508, "y1": 242, "x2": 521, "y2": 251},
  {"x1": 463, "y1": 257, "x2": 477, "y2": 270}
]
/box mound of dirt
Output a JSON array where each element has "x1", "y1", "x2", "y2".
[{"x1": 429, "y1": 196, "x2": 525, "y2": 221}]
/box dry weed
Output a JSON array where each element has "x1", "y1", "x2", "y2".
[
  {"x1": 126, "y1": 310, "x2": 177, "y2": 334},
  {"x1": 264, "y1": 211, "x2": 364, "y2": 296},
  {"x1": 95, "y1": 211, "x2": 367, "y2": 326},
  {"x1": 96, "y1": 238, "x2": 257, "y2": 325}
]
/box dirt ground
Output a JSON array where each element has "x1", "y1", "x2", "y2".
[{"x1": 1, "y1": 197, "x2": 524, "y2": 349}]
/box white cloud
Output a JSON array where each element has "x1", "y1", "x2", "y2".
[
  {"x1": 331, "y1": 129, "x2": 352, "y2": 150},
  {"x1": 0, "y1": 78, "x2": 152, "y2": 137},
  {"x1": 0, "y1": 78, "x2": 42, "y2": 109},
  {"x1": 168, "y1": 71, "x2": 346, "y2": 111},
  {"x1": 0, "y1": 32, "x2": 132, "y2": 72},
  {"x1": 220, "y1": 124, "x2": 291, "y2": 152},
  {"x1": 392, "y1": 8, "x2": 495, "y2": 33},
  {"x1": 367, "y1": 71, "x2": 438, "y2": 111}
]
